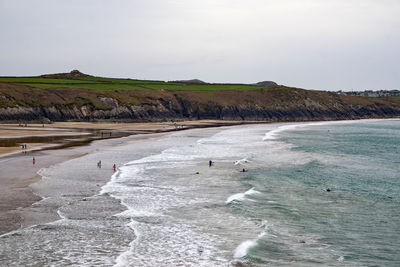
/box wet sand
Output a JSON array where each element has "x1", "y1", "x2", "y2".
[
  {"x1": 0, "y1": 124, "x2": 91, "y2": 157},
  {"x1": 0, "y1": 120, "x2": 242, "y2": 133},
  {"x1": 0, "y1": 148, "x2": 84, "y2": 234},
  {"x1": 0, "y1": 120, "x2": 245, "y2": 157},
  {"x1": 0, "y1": 120, "x2": 251, "y2": 235}
]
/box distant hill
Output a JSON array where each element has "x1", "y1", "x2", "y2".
[
  {"x1": 0, "y1": 72, "x2": 400, "y2": 122},
  {"x1": 40, "y1": 70, "x2": 93, "y2": 79},
  {"x1": 173, "y1": 79, "x2": 279, "y2": 87}
]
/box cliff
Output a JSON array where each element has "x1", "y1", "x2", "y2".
[{"x1": 0, "y1": 81, "x2": 399, "y2": 122}]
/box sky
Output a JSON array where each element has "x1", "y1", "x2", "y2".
[{"x1": 0, "y1": 0, "x2": 399, "y2": 91}]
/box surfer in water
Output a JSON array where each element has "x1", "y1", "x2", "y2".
[{"x1": 241, "y1": 168, "x2": 248, "y2": 172}]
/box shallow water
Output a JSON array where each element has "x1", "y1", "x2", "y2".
[{"x1": 0, "y1": 120, "x2": 399, "y2": 266}]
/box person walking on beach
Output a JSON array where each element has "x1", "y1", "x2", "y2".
[
  {"x1": 209, "y1": 160, "x2": 213, "y2": 167},
  {"x1": 113, "y1": 164, "x2": 116, "y2": 172},
  {"x1": 32, "y1": 156, "x2": 35, "y2": 165},
  {"x1": 97, "y1": 160, "x2": 102, "y2": 168}
]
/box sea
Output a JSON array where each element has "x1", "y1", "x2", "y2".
[{"x1": 0, "y1": 119, "x2": 399, "y2": 266}]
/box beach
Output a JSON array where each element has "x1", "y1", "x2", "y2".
[
  {"x1": 0, "y1": 120, "x2": 244, "y2": 157},
  {"x1": 0, "y1": 120, "x2": 249, "y2": 235},
  {"x1": 0, "y1": 119, "x2": 399, "y2": 266},
  {"x1": 0, "y1": 121, "x2": 249, "y2": 265},
  {"x1": 0, "y1": 132, "x2": 125, "y2": 235}
]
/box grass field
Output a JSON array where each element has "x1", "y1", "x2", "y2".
[
  {"x1": 0, "y1": 76, "x2": 265, "y2": 92},
  {"x1": 0, "y1": 73, "x2": 399, "y2": 122}
]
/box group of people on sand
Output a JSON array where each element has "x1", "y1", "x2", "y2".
[
  {"x1": 97, "y1": 160, "x2": 116, "y2": 171},
  {"x1": 20, "y1": 144, "x2": 29, "y2": 154}
]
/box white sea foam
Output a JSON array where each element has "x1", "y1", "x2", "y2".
[
  {"x1": 117, "y1": 208, "x2": 156, "y2": 218},
  {"x1": 262, "y1": 120, "x2": 362, "y2": 141},
  {"x1": 234, "y1": 158, "x2": 249, "y2": 165},
  {"x1": 102, "y1": 124, "x2": 305, "y2": 265},
  {"x1": 245, "y1": 188, "x2": 261, "y2": 195},
  {"x1": 114, "y1": 220, "x2": 140, "y2": 267},
  {"x1": 234, "y1": 240, "x2": 257, "y2": 258},
  {"x1": 263, "y1": 124, "x2": 301, "y2": 140},
  {"x1": 226, "y1": 192, "x2": 246, "y2": 204},
  {"x1": 102, "y1": 127, "x2": 265, "y2": 265},
  {"x1": 57, "y1": 209, "x2": 68, "y2": 220},
  {"x1": 101, "y1": 148, "x2": 213, "y2": 265},
  {"x1": 226, "y1": 188, "x2": 260, "y2": 204},
  {"x1": 99, "y1": 171, "x2": 120, "y2": 196},
  {"x1": 234, "y1": 219, "x2": 271, "y2": 259}
]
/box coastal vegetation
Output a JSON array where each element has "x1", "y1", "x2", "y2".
[{"x1": 0, "y1": 70, "x2": 399, "y2": 122}]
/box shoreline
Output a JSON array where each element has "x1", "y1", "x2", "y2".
[
  {"x1": 1, "y1": 118, "x2": 398, "y2": 236},
  {"x1": 0, "y1": 120, "x2": 255, "y2": 158},
  {"x1": 0, "y1": 120, "x2": 257, "y2": 235},
  {"x1": 2, "y1": 117, "x2": 398, "y2": 159}
]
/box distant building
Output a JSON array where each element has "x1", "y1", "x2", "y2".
[{"x1": 335, "y1": 90, "x2": 400, "y2": 97}]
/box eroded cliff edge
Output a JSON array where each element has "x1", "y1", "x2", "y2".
[{"x1": 0, "y1": 82, "x2": 399, "y2": 122}]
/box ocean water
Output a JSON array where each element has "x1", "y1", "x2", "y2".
[
  {"x1": 100, "y1": 119, "x2": 400, "y2": 266},
  {"x1": 0, "y1": 120, "x2": 399, "y2": 266}
]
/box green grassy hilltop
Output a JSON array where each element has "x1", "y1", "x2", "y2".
[
  {"x1": 0, "y1": 72, "x2": 265, "y2": 92},
  {"x1": 0, "y1": 70, "x2": 399, "y2": 122}
]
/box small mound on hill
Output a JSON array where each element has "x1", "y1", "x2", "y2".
[
  {"x1": 253, "y1": 81, "x2": 278, "y2": 87},
  {"x1": 40, "y1": 70, "x2": 93, "y2": 79}
]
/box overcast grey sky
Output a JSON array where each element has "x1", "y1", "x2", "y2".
[{"x1": 0, "y1": 0, "x2": 399, "y2": 90}]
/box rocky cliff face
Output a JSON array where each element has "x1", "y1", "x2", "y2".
[
  {"x1": 0, "y1": 97, "x2": 399, "y2": 123},
  {"x1": 0, "y1": 83, "x2": 399, "y2": 122}
]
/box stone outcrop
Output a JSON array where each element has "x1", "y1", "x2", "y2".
[
  {"x1": 253, "y1": 81, "x2": 278, "y2": 87},
  {"x1": 40, "y1": 70, "x2": 93, "y2": 79}
]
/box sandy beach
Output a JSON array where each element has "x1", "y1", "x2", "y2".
[
  {"x1": 0, "y1": 120, "x2": 247, "y2": 157},
  {"x1": 0, "y1": 147, "x2": 85, "y2": 234},
  {"x1": 0, "y1": 120, "x2": 251, "y2": 235}
]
